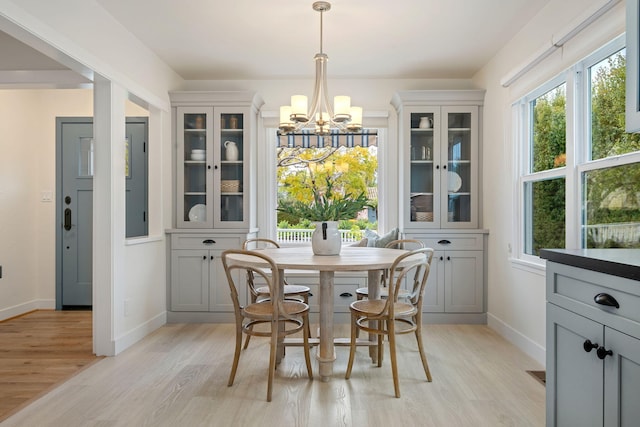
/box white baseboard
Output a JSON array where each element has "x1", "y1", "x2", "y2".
[
  {"x1": 114, "y1": 311, "x2": 167, "y2": 355},
  {"x1": 487, "y1": 312, "x2": 546, "y2": 367},
  {"x1": 0, "y1": 299, "x2": 55, "y2": 321}
]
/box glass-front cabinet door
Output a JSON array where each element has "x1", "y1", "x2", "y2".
[
  {"x1": 442, "y1": 106, "x2": 478, "y2": 228},
  {"x1": 176, "y1": 106, "x2": 249, "y2": 229},
  {"x1": 405, "y1": 105, "x2": 478, "y2": 229},
  {"x1": 214, "y1": 108, "x2": 247, "y2": 228},
  {"x1": 408, "y1": 108, "x2": 440, "y2": 227},
  {"x1": 177, "y1": 106, "x2": 213, "y2": 228}
]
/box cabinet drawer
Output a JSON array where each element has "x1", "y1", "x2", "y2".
[
  {"x1": 547, "y1": 262, "x2": 640, "y2": 333},
  {"x1": 171, "y1": 234, "x2": 241, "y2": 250},
  {"x1": 408, "y1": 234, "x2": 483, "y2": 251}
]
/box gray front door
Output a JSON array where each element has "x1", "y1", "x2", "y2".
[
  {"x1": 58, "y1": 118, "x2": 93, "y2": 308},
  {"x1": 57, "y1": 117, "x2": 148, "y2": 308}
]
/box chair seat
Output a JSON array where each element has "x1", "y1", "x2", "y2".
[
  {"x1": 243, "y1": 300, "x2": 309, "y2": 319},
  {"x1": 349, "y1": 299, "x2": 416, "y2": 318},
  {"x1": 255, "y1": 284, "x2": 311, "y2": 296},
  {"x1": 355, "y1": 286, "x2": 410, "y2": 299}
]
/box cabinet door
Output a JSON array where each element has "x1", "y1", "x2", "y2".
[
  {"x1": 423, "y1": 249, "x2": 445, "y2": 312},
  {"x1": 176, "y1": 107, "x2": 214, "y2": 228},
  {"x1": 444, "y1": 250, "x2": 483, "y2": 312},
  {"x1": 546, "y1": 303, "x2": 603, "y2": 427},
  {"x1": 214, "y1": 107, "x2": 249, "y2": 229},
  {"x1": 604, "y1": 327, "x2": 640, "y2": 427},
  {"x1": 208, "y1": 252, "x2": 244, "y2": 312},
  {"x1": 441, "y1": 106, "x2": 478, "y2": 228},
  {"x1": 406, "y1": 107, "x2": 441, "y2": 228},
  {"x1": 171, "y1": 249, "x2": 209, "y2": 311}
]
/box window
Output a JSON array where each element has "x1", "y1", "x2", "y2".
[
  {"x1": 516, "y1": 35, "x2": 640, "y2": 260},
  {"x1": 275, "y1": 141, "x2": 378, "y2": 244},
  {"x1": 520, "y1": 81, "x2": 567, "y2": 256}
]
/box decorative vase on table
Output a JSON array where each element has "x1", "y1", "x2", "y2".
[{"x1": 312, "y1": 221, "x2": 341, "y2": 255}]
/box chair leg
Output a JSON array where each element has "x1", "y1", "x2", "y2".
[
  {"x1": 345, "y1": 313, "x2": 358, "y2": 379},
  {"x1": 267, "y1": 320, "x2": 278, "y2": 402},
  {"x1": 228, "y1": 321, "x2": 243, "y2": 386},
  {"x1": 414, "y1": 319, "x2": 432, "y2": 382},
  {"x1": 242, "y1": 332, "x2": 252, "y2": 350},
  {"x1": 303, "y1": 313, "x2": 313, "y2": 379},
  {"x1": 388, "y1": 320, "x2": 400, "y2": 398},
  {"x1": 377, "y1": 333, "x2": 383, "y2": 367}
]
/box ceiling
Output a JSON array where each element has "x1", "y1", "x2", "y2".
[{"x1": 1, "y1": 0, "x2": 552, "y2": 82}]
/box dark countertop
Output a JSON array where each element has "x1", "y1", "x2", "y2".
[{"x1": 540, "y1": 249, "x2": 640, "y2": 281}]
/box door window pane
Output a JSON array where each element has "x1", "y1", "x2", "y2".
[
  {"x1": 583, "y1": 163, "x2": 640, "y2": 248},
  {"x1": 524, "y1": 178, "x2": 566, "y2": 255},
  {"x1": 530, "y1": 84, "x2": 566, "y2": 173},
  {"x1": 78, "y1": 137, "x2": 94, "y2": 177}
]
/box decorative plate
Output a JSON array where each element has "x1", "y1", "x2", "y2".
[
  {"x1": 448, "y1": 171, "x2": 462, "y2": 192},
  {"x1": 188, "y1": 204, "x2": 206, "y2": 222}
]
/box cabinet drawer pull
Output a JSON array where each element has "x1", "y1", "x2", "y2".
[
  {"x1": 202, "y1": 255, "x2": 207, "y2": 260},
  {"x1": 437, "y1": 239, "x2": 451, "y2": 245},
  {"x1": 340, "y1": 292, "x2": 353, "y2": 298},
  {"x1": 594, "y1": 293, "x2": 619, "y2": 309},
  {"x1": 202, "y1": 239, "x2": 216, "y2": 245},
  {"x1": 596, "y1": 346, "x2": 613, "y2": 360},
  {"x1": 583, "y1": 339, "x2": 598, "y2": 352}
]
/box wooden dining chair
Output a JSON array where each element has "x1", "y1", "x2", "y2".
[
  {"x1": 345, "y1": 247, "x2": 434, "y2": 398},
  {"x1": 221, "y1": 249, "x2": 313, "y2": 402},
  {"x1": 242, "y1": 238, "x2": 312, "y2": 349},
  {"x1": 355, "y1": 239, "x2": 425, "y2": 301}
]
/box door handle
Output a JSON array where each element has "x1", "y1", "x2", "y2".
[{"x1": 64, "y1": 208, "x2": 72, "y2": 231}]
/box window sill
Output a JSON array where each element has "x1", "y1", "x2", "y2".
[
  {"x1": 125, "y1": 234, "x2": 164, "y2": 246},
  {"x1": 509, "y1": 257, "x2": 546, "y2": 276}
]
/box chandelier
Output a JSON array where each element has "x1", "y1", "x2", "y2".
[{"x1": 278, "y1": 1, "x2": 363, "y2": 136}]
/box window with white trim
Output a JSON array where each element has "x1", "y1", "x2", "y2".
[{"x1": 515, "y1": 35, "x2": 640, "y2": 261}]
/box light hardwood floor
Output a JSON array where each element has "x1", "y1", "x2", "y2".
[{"x1": 1, "y1": 322, "x2": 545, "y2": 427}]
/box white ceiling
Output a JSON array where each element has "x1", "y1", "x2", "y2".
[{"x1": 2, "y1": 0, "x2": 553, "y2": 81}]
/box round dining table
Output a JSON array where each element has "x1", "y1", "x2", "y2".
[{"x1": 226, "y1": 245, "x2": 423, "y2": 381}]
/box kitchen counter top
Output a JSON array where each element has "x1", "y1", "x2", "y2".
[{"x1": 539, "y1": 248, "x2": 640, "y2": 281}]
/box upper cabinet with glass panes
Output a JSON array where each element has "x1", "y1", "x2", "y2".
[
  {"x1": 170, "y1": 91, "x2": 263, "y2": 230},
  {"x1": 392, "y1": 90, "x2": 484, "y2": 229}
]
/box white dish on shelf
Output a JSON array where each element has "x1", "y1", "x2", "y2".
[
  {"x1": 188, "y1": 204, "x2": 206, "y2": 222},
  {"x1": 190, "y1": 149, "x2": 205, "y2": 161},
  {"x1": 448, "y1": 171, "x2": 462, "y2": 192}
]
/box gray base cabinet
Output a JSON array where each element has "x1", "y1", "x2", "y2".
[
  {"x1": 169, "y1": 232, "x2": 248, "y2": 314},
  {"x1": 405, "y1": 232, "x2": 485, "y2": 314},
  {"x1": 544, "y1": 256, "x2": 640, "y2": 427}
]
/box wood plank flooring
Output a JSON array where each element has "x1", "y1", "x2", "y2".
[
  {"x1": 1, "y1": 319, "x2": 545, "y2": 426},
  {"x1": 0, "y1": 310, "x2": 100, "y2": 422}
]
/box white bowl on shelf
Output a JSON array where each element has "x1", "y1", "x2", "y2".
[{"x1": 190, "y1": 149, "x2": 205, "y2": 161}]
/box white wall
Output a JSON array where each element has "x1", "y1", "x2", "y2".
[
  {"x1": 0, "y1": 89, "x2": 93, "y2": 318},
  {"x1": 473, "y1": 0, "x2": 625, "y2": 365}
]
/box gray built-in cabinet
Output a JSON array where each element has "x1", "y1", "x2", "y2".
[
  {"x1": 167, "y1": 91, "x2": 263, "y2": 322},
  {"x1": 392, "y1": 90, "x2": 487, "y2": 323},
  {"x1": 541, "y1": 249, "x2": 640, "y2": 427}
]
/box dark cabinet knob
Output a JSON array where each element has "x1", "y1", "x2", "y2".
[
  {"x1": 594, "y1": 293, "x2": 619, "y2": 309},
  {"x1": 596, "y1": 346, "x2": 613, "y2": 360},
  {"x1": 583, "y1": 339, "x2": 598, "y2": 352},
  {"x1": 202, "y1": 255, "x2": 207, "y2": 260}
]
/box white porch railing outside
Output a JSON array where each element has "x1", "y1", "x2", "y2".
[
  {"x1": 277, "y1": 228, "x2": 364, "y2": 244},
  {"x1": 584, "y1": 222, "x2": 640, "y2": 247}
]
